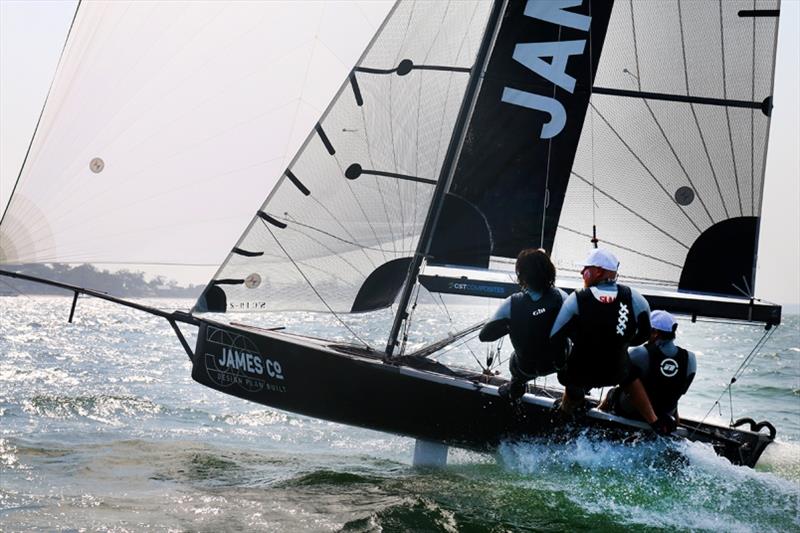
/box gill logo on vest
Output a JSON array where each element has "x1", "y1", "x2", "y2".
[
  {"x1": 660, "y1": 358, "x2": 679, "y2": 378},
  {"x1": 531, "y1": 307, "x2": 546, "y2": 316},
  {"x1": 501, "y1": 0, "x2": 592, "y2": 139},
  {"x1": 616, "y1": 303, "x2": 629, "y2": 336}
]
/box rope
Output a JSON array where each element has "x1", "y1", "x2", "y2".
[
  {"x1": 427, "y1": 330, "x2": 483, "y2": 360},
  {"x1": 689, "y1": 325, "x2": 777, "y2": 437},
  {"x1": 399, "y1": 281, "x2": 423, "y2": 355},
  {"x1": 589, "y1": 0, "x2": 598, "y2": 248},
  {"x1": 261, "y1": 220, "x2": 372, "y2": 349}
]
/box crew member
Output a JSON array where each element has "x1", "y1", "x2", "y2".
[
  {"x1": 550, "y1": 248, "x2": 675, "y2": 434},
  {"x1": 600, "y1": 310, "x2": 696, "y2": 422},
  {"x1": 479, "y1": 248, "x2": 567, "y2": 401}
]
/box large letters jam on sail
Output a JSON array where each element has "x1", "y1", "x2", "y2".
[{"x1": 432, "y1": 0, "x2": 614, "y2": 261}]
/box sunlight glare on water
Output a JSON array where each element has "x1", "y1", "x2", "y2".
[{"x1": 0, "y1": 296, "x2": 798, "y2": 531}]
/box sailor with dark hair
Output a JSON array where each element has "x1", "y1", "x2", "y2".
[
  {"x1": 479, "y1": 248, "x2": 567, "y2": 401},
  {"x1": 549, "y1": 248, "x2": 675, "y2": 435},
  {"x1": 600, "y1": 310, "x2": 697, "y2": 422}
]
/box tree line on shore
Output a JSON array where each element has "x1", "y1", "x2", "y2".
[{"x1": 0, "y1": 263, "x2": 203, "y2": 297}]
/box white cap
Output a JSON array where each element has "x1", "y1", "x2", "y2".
[
  {"x1": 650, "y1": 310, "x2": 677, "y2": 332},
  {"x1": 580, "y1": 248, "x2": 619, "y2": 271}
]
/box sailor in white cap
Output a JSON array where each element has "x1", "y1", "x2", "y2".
[
  {"x1": 600, "y1": 310, "x2": 697, "y2": 423},
  {"x1": 549, "y1": 248, "x2": 676, "y2": 434}
]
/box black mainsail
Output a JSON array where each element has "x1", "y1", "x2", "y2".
[{"x1": 432, "y1": 0, "x2": 615, "y2": 263}]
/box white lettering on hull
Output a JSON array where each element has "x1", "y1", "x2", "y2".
[{"x1": 217, "y1": 347, "x2": 284, "y2": 380}]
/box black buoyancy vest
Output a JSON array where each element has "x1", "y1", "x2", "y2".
[
  {"x1": 508, "y1": 287, "x2": 563, "y2": 375},
  {"x1": 570, "y1": 284, "x2": 636, "y2": 384},
  {"x1": 641, "y1": 343, "x2": 689, "y2": 416}
]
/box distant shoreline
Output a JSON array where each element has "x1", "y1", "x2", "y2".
[{"x1": 0, "y1": 263, "x2": 203, "y2": 299}]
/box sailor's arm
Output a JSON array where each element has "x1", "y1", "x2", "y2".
[
  {"x1": 549, "y1": 292, "x2": 578, "y2": 367},
  {"x1": 621, "y1": 346, "x2": 660, "y2": 427},
  {"x1": 681, "y1": 350, "x2": 697, "y2": 395},
  {"x1": 629, "y1": 289, "x2": 652, "y2": 346},
  {"x1": 478, "y1": 296, "x2": 512, "y2": 342},
  {"x1": 675, "y1": 353, "x2": 696, "y2": 422},
  {"x1": 627, "y1": 346, "x2": 650, "y2": 379}
]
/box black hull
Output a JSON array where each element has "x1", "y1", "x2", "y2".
[{"x1": 192, "y1": 320, "x2": 773, "y2": 468}]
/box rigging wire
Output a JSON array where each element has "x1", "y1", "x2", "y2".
[
  {"x1": 589, "y1": 0, "x2": 598, "y2": 249},
  {"x1": 434, "y1": 287, "x2": 487, "y2": 372},
  {"x1": 399, "y1": 280, "x2": 423, "y2": 356},
  {"x1": 689, "y1": 325, "x2": 778, "y2": 436},
  {"x1": 539, "y1": 22, "x2": 563, "y2": 249},
  {"x1": 410, "y1": 278, "x2": 487, "y2": 371},
  {"x1": 427, "y1": 329, "x2": 483, "y2": 360},
  {"x1": 260, "y1": 219, "x2": 371, "y2": 349}
]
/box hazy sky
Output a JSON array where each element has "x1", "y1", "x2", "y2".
[{"x1": 1, "y1": 0, "x2": 798, "y2": 305}]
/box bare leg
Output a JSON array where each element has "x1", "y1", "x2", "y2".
[
  {"x1": 621, "y1": 378, "x2": 657, "y2": 424},
  {"x1": 558, "y1": 386, "x2": 586, "y2": 415},
  {"x1": 597, "y1": 387, "x2": 616, "y2": 412}
]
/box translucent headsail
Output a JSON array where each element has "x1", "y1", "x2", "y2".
[
  {"x1": 553, "y1": 0, "x2": 780, "y2": 296},
  {"x1": 0, "y1": 1, "x2": 393, "y2": 269},
  {"x1": 196, "y1": 1, "x2": 493, "y2": 314}
]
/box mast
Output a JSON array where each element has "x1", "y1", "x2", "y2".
[{"x1": 384, "y1": 0, "x2": 507, "y2": 357}]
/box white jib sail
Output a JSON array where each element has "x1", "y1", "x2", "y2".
[{"x1": 0, "y1": 1, "x2": 393, "y2": 271}]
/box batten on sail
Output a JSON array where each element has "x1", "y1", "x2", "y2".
[
  {"x1": 553, "y1": 0, "x2": 779, "y2": 299},
  {"x1": 417, "y1": 0, "x2": 780, "y2": 303},
  {"x1": 196, "y1": 1, "x2": 495, "y2": 322}
]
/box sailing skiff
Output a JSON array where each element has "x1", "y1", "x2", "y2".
[{"x1": 0, "y1": 0, "x2": 784, "y2": 467}]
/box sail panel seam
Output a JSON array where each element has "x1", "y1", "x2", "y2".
[
  {"x1": 265, "y1": 217, "x2": 369, "y2": 278},
  {"x1": 751, "y1": 0, "x2": 756, "y2": 215},
  {"x1": 589, "y1": 104, "x2": 703, "y2": 234},
  {"x1": 571, "y1": 171, "x2": 691, "y2": 250},
  {"x1": 719, "y1": 0, "x2": 744, "y2": 216},
  {"x1": 557, "y1": 225, "x2": 683, "y2": 269},
  {"x1": 279, "y1": 212, "x2": 414, "y2": 255},
  {"x1": 677, "y1": 0, "x2": 730, "y2": 219},
  {"x1": 261, "y1": 219, "x2": 370, "y2": 348},
  {"x1": 639, "y1": 99, "x2": 715, "y2": 226}
]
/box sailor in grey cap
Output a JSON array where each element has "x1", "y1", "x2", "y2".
[
  {"x1": 550, "y1": 248, "x2": 676, "y2": 434},
  {"x1": 600, "y1": 310, "x2": 697, "y2": 423}
]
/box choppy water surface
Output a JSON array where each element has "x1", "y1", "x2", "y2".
[{"x1": 1, "y1": 296, "x2": 798, "y2": 532}]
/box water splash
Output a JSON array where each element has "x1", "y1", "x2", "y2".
[{"x1": 497, "y1": 433, "x2": 800, "y2": 532}]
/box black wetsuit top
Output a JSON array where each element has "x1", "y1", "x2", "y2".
[
  {"x1": 559, "y1": 284, "x2": 637, "y2": 387},
  {"x1": 640, "y1": 342, "x2": 690, "y2": 416},
  {"x1": 508, "y1": 287, "x2": 564, "y2": 376},
  {"x1": 479, "y1": 287, "x2": 565, "y2": 378}
]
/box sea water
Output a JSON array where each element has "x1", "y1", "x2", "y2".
[{"x1": 0, "y1": 296, "x2": 798, "y2": 532}]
